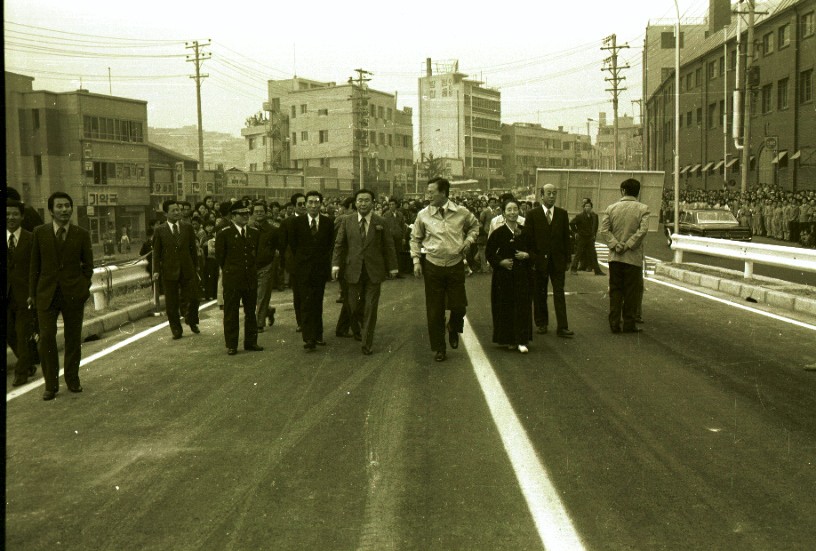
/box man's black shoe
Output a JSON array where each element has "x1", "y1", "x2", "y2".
[
  {"x1": 67, "y1": 382, "x2": 83, "y2": 393},
  {"x1": 594, "y1": 271, "x2": 606, "y2": 276},
  {"x1": 268, "y1": 309, "x2": 275, "y2": 326},
  {"x1": 336, "y1": 331, "x2": 352, "y2": 338},
  {"x1": 12, "y1": 376, "x2": 28, "y2": 387},
  {"x1": 634, "y1": 317, "x2": 645, "y2": 324},
  {"x1": 188, "y1": 324, "x2": 200, "y2": 334},
  {"x1": 362, "y1": 346, "x2": 373, "y2": 356},
  {"x1": 610, "y1": 325, "x2": 622, "y2": 334},
  {"x1": 536, "y1": 326, "x2": 548, "y2": 334},
  {"x1": 434, "y1": 351, "x2": 446, "y2": 362},
  {"x1": 42, "y1": 390, "x2": 56, "y2": 401},
  {"x1": 447, "y1": 325, "x2": 459, "y2": 349},
  {"x1": 556, "y1": 329, "x2": 575, "y2": 338},
  {"x1": 353, "y1": 333, "x2": 362, "y2": 342},
  {"x1": 304, "y1": 342, "x2": 316, "y2": 351},
  {"x1": 227, "y1": 348, "x2": 238, "y2": 356},
  {"x1": 172, "y1": 332, "x2": 182, "y2": 340},
  {"x1": 244, "y1": 344, "x2": 264, "y2": 351}
]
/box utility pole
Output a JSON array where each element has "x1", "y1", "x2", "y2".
[
  {"x1": 186, "y1": 40, "x2": 211, "y2": 189},
  {"x1": 741, "y1": 1, "x2": 755, "y2": 194},
  {"x1": 602, "y1": 34, "x2": 629, "y2": 170},
  {"x1": 349, "y1": 68, "x2": 372, "y2": 193}
]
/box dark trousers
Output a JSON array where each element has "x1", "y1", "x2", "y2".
[
  {"x1": 347, "y1": 268, "x2": 381, "y2": 349},
  {"x1": 163, "y1": 276, "x2": 200, "y2": 336},
  {"x1": 532, "y1": 264, "x2": 568, "y2": 330},
  {"x1": 570, "y1": 237, "x2": 591, "y2": 272},
  {"x1": 203, "y1": 258, "x2": 219, "y2": 300},
  {"x1": 423, "y1": 261, "x2": 467, "y2": 353},
  {"x1": 7, "y1": 295, "x2": 34, "y2": 379},
  {"x1": 292, "y1": 278, "x2": 303, "y2": 327},
  {"x1": 38, "y1": 288, "x2": 85, "y2": 392},
  {"x1": 608, "y1": 261, "x2": 642, "y2": 331},
  {"x1": 223, "y1": 285, "x2": 258, "y2": 349},
  {"x1": 298, "y1": 279, "x2": 326, "y2": 345},
  {"x1": 335, "y1": 276, "x2": 363, "y2": 336}
]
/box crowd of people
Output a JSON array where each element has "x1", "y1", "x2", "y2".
[{"x1": 661, "y1": 184, "x2": 816, "y2": 248}]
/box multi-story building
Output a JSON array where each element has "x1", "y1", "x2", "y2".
[
  {"x1": 242, "y1": 77, "x2": 414, "y2": 197},
  {"x1": 501, "y1": 123, "x2": 595, "y2": 189},
  {"x1": 418, "y1": 59, "x2": 505, "y2": 189},
  {"x1": 644, "y1": 0, "x2": 815, "y2": 191},
  {"x1": 5, "y1": 71, "x2": 152, "y2": 247},
  {"x1": 594, "y1": 112, "x2": 644, "y2": 170}
]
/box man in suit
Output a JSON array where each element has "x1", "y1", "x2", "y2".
[
  {"x1": 332, "y1": 189, "x2": 398, "y2": 355},
  {"x1": 215, "y1": 200, "x2": 264, "y2": 356},
  {"x1": 281, "y1": 193, "x2": 307, "y2": 331},
  {"x1": 252, "y1": 201, "x2": 280, "y2": 332},
  {"x1": 525, "y1": 183, "x2": 574, "y2": 338},
  {"x1": 601, "y1": 178, "x2": 650, "y2": 333},
  {"x1": 152, "y1": 200, "x2": 201, "y2": 339},
  {"x1": 7, "y1": 199, "x2": 37, "y2": 386},
  {"x1": 333, "y1": 196, "x2": 362, "y2": 339},
  {"x1": 5, "y1": 186, "x2": 44, "y2": 232},
  {"x1": 569, "y1": 200, "x2": 605, "y2": 276},
  {"x1": 288, "y1": 191, "x2": 334, "y2": 351},
  {"x1": 29, "y1": 192, "x2": 94, "y2": 400}
]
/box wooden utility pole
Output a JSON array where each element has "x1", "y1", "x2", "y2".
[
  {"x1": 349, "y1": 68, "x2": 372, "y2": 193},
  {"x1": 602, "y1": 34, "x2": 629, "y2": 170},
  {"x1": 186, "y1": 40, "x2": 211, "y2": 188},
  {"x1": 741, "y1": 1, "x2": 755, "y2": 194}
]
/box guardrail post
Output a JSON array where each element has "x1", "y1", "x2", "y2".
[
  {"x1": 673, "y1": 249, "x2": 683, "y2": 263},
  {"x1": 744, "y1": 261, "x2": 754, "y2": 279}
]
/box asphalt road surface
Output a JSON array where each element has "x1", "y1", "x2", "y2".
[{"x1": 6, "y1": 262, "x2": 816, "y2": 550}]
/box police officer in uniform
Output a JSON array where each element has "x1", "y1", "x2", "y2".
[{"x1": 215, "y1": 200, "x2": 263, "y2": 355}]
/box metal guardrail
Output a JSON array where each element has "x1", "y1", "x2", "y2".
[
  {"x1": 670, "y1": 234, "x2": 816, "y2": 278},
  {"x1": 90, "y1": 259, "x2": 152, "y2": 310}
]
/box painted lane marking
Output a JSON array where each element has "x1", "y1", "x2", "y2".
[
  {"x1": 6, "y1": 300, "x2": 218, "y2": 402},
  {"x1": 463, "y1": 318, "x2": 586, "y2": 551}
]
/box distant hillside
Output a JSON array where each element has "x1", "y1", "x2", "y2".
[{"x1": 149, "y1": 126, "x2": 246, "y2": 170}]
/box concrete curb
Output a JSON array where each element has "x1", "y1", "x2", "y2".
[
  {"x1": 50, "y1": 300, "x2": 160, "y2": 353},
  {"x1": 654, "y1": 263, "x2": 816, "y2": 317}
]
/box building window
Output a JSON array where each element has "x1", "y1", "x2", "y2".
[
  {"x1": 249, "y1": 163, "x2": 257, "y2": 172},
  {"x1": 708, "y1": 61, "x2": 717, "y2": 80},
  {"x1": 695, "y1": 67, "x2": 702, "y2": 87},
  {"x1": 719, "y1": 56, "x2": 725, "y2": 76},
  {"x1": 369, "y1": 130, "x2": 376, "y2": 145},
  {"x1": 802, "y1": 12, "x2": 814, "y2": 37},
  {"x1": 387, "y1": 134, "x2": 393, "y2": 146},
  {"x1": 762, "y1": 32, "x2": 774, "y2": 55},
  {"x1": 761, "y1": 84, "x2": 773, "y2": 113},
  {"x1": 377, "y1": 106, "x2": 384, "y2": 119},
  {"x1": 777, "y1": 78, "x2": 789, "y2": 110},
  {"x1": 33, "y1": 109, "x2": 40, "y2": 130},
  {"x1": 729, "y1": 49, "x2": 737, "y2": 70},
  {"x1": 291, "y1": 105, "x2": 296, "y2": 119},
  {"x1": 370, "y1": 104, "x2": 376, "y2": 117},
  {"x1": 696, "y1": 107, "x2": 702, "y2": 126},
  {"x1": 300, "y1": 104, "x2": 307, "y2": 114},
  {"x1": 318, "y1": 108, "x2": 328, "y2": 116},
  {"x1": 34, "y1": 155, "x2": 43, "y2": 176},
  {"x1": 248, "y1": 138, "x2": 256, "y2": 150},
  {"x1": 386, "y1": 107, "x2": 392, "y2": 120},
  {"x1": 708, "y1": 103, "x2": 717, "y2": 128},
  {"x1": 379, "y1": 132, "x2": 385, "y2": 145},
  {"x1": 301, "y1": 131, "x2": 308, "y2": 142},
  {"x1": 801, "y1": 69, "x2": 813, "y2": 103},
  {"x1": 291, "y1": 132, "x2": 296, "y2": 145},
  {"x1": 719, "y1": 100, "x2": 726, "y2": 126},
  {"x1": 319, "y1": 130, "x2": 328, "y2": 143},
  {"x1": 778, "y1": 24, "x2": 790, "y2": 49}
]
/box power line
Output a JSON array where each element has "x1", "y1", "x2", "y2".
[{"x1": 4, "y1": 20, "x2": 187, "y2": 43}]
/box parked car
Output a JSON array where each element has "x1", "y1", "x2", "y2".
[{"x1": 664, "y1": 208, "x2": 752, "y2": 246}]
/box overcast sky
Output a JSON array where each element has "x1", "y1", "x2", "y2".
[{"x1": 5, "y1": 0, "x2": 714, "y2": 139}]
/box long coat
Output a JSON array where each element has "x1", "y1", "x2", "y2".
[{"x1": 486, "y1": 224, "x2": 533, "y2": 346}]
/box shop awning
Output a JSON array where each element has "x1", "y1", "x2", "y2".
[
  {"x1": 701, "y1": 161, "x2": 715, "y2": 172},
  {"x1": 725, "y1": 157, "x2": 739, "y2": 168},
  {"x1": 771, "y1": 150, "x2": 788, "y2": 164},
  {"x1": 789, "y1": 150, "x2": 801, "y2": 160},
  {"x1": 689, "y1": 163, "x2": 702, "y2": 174},
  {"x1": 680, "y1": 165, "x2": 691, "y2": 174},
  {"x1": 713, "y1": 160, "x2": 725, "y2": 171}
]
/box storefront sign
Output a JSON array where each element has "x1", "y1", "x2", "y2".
[{"x1": 88, "y1": 192, "x2": 118, "y2": 206}]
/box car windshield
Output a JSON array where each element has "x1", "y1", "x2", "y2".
[{"x1": 694, "y1": 211, "x2": 738, "y2": 223}]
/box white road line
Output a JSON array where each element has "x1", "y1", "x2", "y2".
[
  {"x1": 6, "y1": 300, "x2": 218, "y2": 402},
  {"x1": 462, "y1": 319, "x2": 586, "y2": 551}
]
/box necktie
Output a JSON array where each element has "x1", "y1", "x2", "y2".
[
  {"x1": 56, "y1": 227, "x2": 66, "y2": 255},
  {"x1": 546, "y1": 209, "x2": 553, "y2": 224},
  {"x1": 172, "y1": 224, "x2": 180, "y2": 247},
  {"x1": 439, "y1": 207, "x2": 445, "y2": 219},
  {"x1": 240, "y1": 227, "x2": 245, "y2": 239},
  {"x1": 360, "y1": 217, "x2": 367, "y2": 240},
  {"x1": 310, "y1": 218, "x2": 317, "y2": 236},
  {"x1": 8, "y1": 234, "x2": 16, "y2": 265}
]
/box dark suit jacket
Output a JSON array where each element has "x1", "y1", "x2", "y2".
[
  {"x1": 525, "y1": 205, "x2": 572, "y2": 273},
  {"x1": 288, "y1": 214, "x2": 334, "y2": 284},
  {"x1": 7, "y1": 229, "x2": 33, "y2": 306},
  {"x1": 215, "y1": 224, "x2": 260, "y2": 290},
  {"x1": 569, "y1": 211, "x2": 599, "y2": 239},
  {"x1": 152, "y1": 222, "x2": 199, "y2": 281},
  {"x1": 332, "y1": 213, "x2": 398, "y2": 285},
  {"x1": 255, "y1": 220, "x2": 283, "y2": 268},
  {"x1": 29, "y1": 223, "x2": 94, "y2": 308}
]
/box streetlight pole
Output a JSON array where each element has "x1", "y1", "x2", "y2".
[{"x1": 673, "y1": 0, "x2": 681, "y2": 255}]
